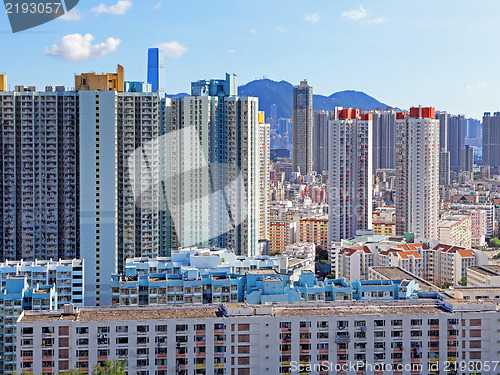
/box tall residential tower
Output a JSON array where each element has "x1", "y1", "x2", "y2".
[
  {"x1": 328, "y1": 109, "x2": 373, "y2": 242},
  {"x1": 395, "y1": 107, "x2": 439, "y2": 239},
  {"x1": 0, "y1": 81, "x2": 79, "y2": 262},
  {"x1": 292, "y1": 80, "x2": 313, "y2": 175}
]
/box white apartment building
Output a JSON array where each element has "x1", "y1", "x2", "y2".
[
  {"x1": 17, "y1": 300, "x2": 500, "y2": 375},
  {"x1": 334, "y1": 239, "x2": 487, "y2": 287},
  {"x1": 470, "y1": 210, "x2": 487, "y2": 248},
  {"x1": 438, "y1": 214, "x2": 472, "y2": 249},
  {"x1": 258, "y1": 116, "x2": 270, "y2": 241},
  {"x1": 395, "y1": 108, "x2": 439, "y2": 239},
  {"x1": 450, "y1": 203, "x2": 495, "y2": 238},
  {"x1": 328, "y1": 110, "x2": 373, "y2": 243}
]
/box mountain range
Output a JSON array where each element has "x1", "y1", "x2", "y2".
[
  {"x1": 238, "y1": 79, "x2": 393, "y2": 120},
  {"x1": 167, "y1": 78, "x2": 393, "y2": 120}
]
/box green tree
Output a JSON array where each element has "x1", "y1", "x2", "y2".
[
  {"x1": 489, "y1": 237, "x2": 500, "y2": 248},
  {"x1": 459, "y1": 276, "x2": 467, "y2": 286},
  {"x1": 325, "y1": 273, "x2": 336, "y2": 279},
  {"x1": 92, "y1": 360, "x2": 127, "y2": 375},
  {"x1": 315, "y1": 246, "x2": 329, "y2": 262}
]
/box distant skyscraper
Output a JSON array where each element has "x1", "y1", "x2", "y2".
[
  {"x1": 147, "y1": 47, "x2": 164, "y2": 93},
  {"x1": 292, "y1": 80, "x2": 313, "y2": 175},
  {"x1": 269, "y1": 103, "x2": 278, "y2": 132},
  {"x1": 436, "y1": 111, "x2": 448, "y2": 151},
  {"x1": 448, "y1": 114, "x2": 465, "y2": 170},
  {"x1": 370, "y1": 108, "x2": 397, "y2": 171},
  {"x1": 328, "y1": 109, "x2": 373, "y2": 242},
  {"x1": 462, "y1": 145, "x2": 474, "y2": 172},
  {"x1": 483, "y1": 112, "x2": 500, "y2": 174},
  {"x1": 0, "y1": 83, "x2": 79, "y2": 262},
  {"x1": 313, "y1": 110, "x2": 329, "y2": 174},
  {"x1": 395, "y1": 107, "x2": 439, "y2": 239},
  {"x1": 439, "y1": 151, "x2": 451, "y2": 186}
]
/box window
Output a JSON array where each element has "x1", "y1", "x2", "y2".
[
  {"x1": 97, "y1": 327, "x2": 109, "y2": 334},
  {"x1": 137, "y1": 336, "x2": 149, "y2": 345},
  {"x1": 76, "y1": 327, "x2": 89, "y2": 335},
  {"x1": 42, "y1": 327, "x2": 54, "y2": 334},
  {"x1": 176, "y1": 324, "x2": 187, "y2": 332},
  {"x1": 155, "y1": 325, "x2": 168, "y2": 332},
  {"x1": 116, "y1": 337, "x2": 128, "y2": 345},
  {"x1": 391, "y1": 319, "x2": 403, "y2": 326},
  {"x1": 116, "y1": 349, "x2": 128, "y2": 357},
  {"x1": 116, "y1": 326, "x2": 128, "y2": 333}
]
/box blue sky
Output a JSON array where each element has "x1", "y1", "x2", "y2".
[{"x1": 0, "y1": 0, "x2": 499, "y2": 118}]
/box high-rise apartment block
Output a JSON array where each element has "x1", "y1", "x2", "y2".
[
  {"x1": 395, "y1": 108, "x2": 439, "y2": 239},
  {"x1": 483, "y1": 112, "x2": 500, "y2": 174},
  {"x1": 258, "y1": 113, "x2": 270, "y2": 240},
  {"x1": 370, "y1": 108, "x2": 397, "y2": 171},
  {"x1": 164, "y1": 74, "x2": 261, "y2": 257},
  {"x1": 292, "y1": 80, "x2": 313, "y2": 175},
  {"x1": 439, "y1": 151, "x2": 451, "y2": 186},
  {"x1": 328, "y1": 109, "x2": 373, "y2": 242},
  {"x1": 79, "y1": 70, "x2": 164, "y2": 306},
  {"x1": 312, "y1": 110, "x2": 329, "y2": 174},
  {"x1": 462, "y1": 145, "x2": 474, "y2": 172},
  {"x1": 448, "y1": 114, "x2": 466, "y2": 170},
  {"x1": 0, "y1": 82, "x2": 79, "y2": 261}
]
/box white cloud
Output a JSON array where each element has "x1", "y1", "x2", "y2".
[
  {"x1": 155, "y1": 41, "x2": 187, "y2": 58},
  {"x1": 228, "y1": 49, "x2": 236, "y2": 53},
  {"x1": 249, "y1": 28, "x2": 256, "y2": 34},
  {"x1": 304, "y1": 12, "x2": 319, "y2": 23},
  {"x1": 153, "y1": 2, "x2": 161, "y2": 9},
  {"x1": 46, "y1": 33, "x2": 121, "y2": 62},
  {"x1": 92, "y1": 0, "x2": 132, "y2": 15},
  {"x1": 342, "y1": 5, "x2": 385, "y2": 25},
  {"x1": 275, "y1": 26, "x2": 286, "y2": 32},
  {"x1": 342, "y1": 5, "x2": 367, "y2": 21},
  {"x1": 59, "y1": 9, "x2": 83, "y2": 21},
  {"x1": 466, "y1": 82, "x2": 486, "y2": 90},
  {"x1": 368, "y1": 17, "x2": 385, "y2": 24}
]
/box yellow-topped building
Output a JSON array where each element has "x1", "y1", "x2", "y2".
[
  {"x1": 75, "y1": 64, "x2": 124, "y2": 92},
  {"x1": 0, "y1": 74, "x2": 6, "y2": 91}
]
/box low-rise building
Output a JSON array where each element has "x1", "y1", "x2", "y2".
[
  {"x1": 0, "y1": 259, "x2": 84, "y2": 307},
  {"x1": 1, "y1": 278, "x2": 57, "y2": 374},
  {"x1": 372, "y1": 222, "x2": 396, "y2": 236},
  {"x1": 299, "y1": 215, "x2": 328, "y2": 250},
  {"x1": 17, "y1": 299, "x2": 500, "y2": 375},
  {"x1": 438, "y1": 214, "x2": 472, "y2": 249},
  {"x1": 467, "y1": 265, "x2": 500, "y2": 287},
  {"x1": 283, "y1": 242, "x2": 316, "y2": 264}
]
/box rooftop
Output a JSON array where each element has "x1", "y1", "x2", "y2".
[
  {"x1": 468, "y1": 265, "x2": 500, "y2": 276},
  {"x1": 18, "y1": 299, "x2": 499, "y2": 323},
  {"x1": 370, "y1": 266, "x2": 440, "y2": 292}
]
